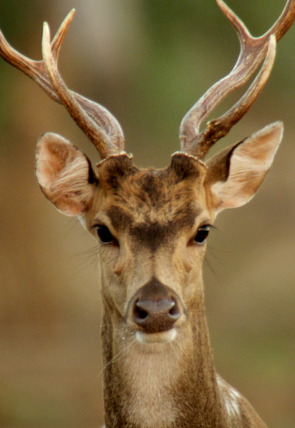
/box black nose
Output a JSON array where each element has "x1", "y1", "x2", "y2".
[{"x1": 130, "y1": 278, "x2": 181, "y2": 334}]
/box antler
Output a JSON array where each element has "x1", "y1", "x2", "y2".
[
  {"x1": 0, "y1": 9, "x2": 124, "y2": 159},
  {"x1": 180, "y1": 0, "x2": 295, "y2": 159}
]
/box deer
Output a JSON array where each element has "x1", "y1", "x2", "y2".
[{"x1": 1, "y1": 0, "x2": 295, "y2": 427}]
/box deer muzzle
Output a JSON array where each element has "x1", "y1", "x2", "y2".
[{"x1": 127, "y1": 278, "x2": 185, "y2": 339}]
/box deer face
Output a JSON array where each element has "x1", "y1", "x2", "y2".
[
  {"x1": 36, "y1": 123, "x2": 283, "y2": 346},
  {"x1": 85, "y1": 153, "x2": 210, "y2": 344}
]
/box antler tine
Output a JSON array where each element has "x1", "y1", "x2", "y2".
[
  {"x1": 51, "y1": 9, "x2": 75, "y2": 62},
  {"x1": 42, "y1": 22, "x2": 115, "y2": 158},
  {"x1": 0, "y1": 10, "x2": 125, "y2": 158},
  {"x1": 188, "y1": 36, "x2": 277, "y2": 158},
  {"x1": 179, "y1": 0, "x2": 295, "y2": 159},
  {"x1": 0, "y1": 10, "x2": 75, "y2": 102},
  {"x1": 264, "y1": 0, "x2": 295, "y2": 42}
]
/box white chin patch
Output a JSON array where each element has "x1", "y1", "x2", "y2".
[{"x1": 136, "y1": 328, "x2": 177, "y2": 344}]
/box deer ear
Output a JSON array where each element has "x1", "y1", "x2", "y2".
[
  {"x1": 36, "y1": 133, "x2": 97, "y2": 216},
  {"x1": 205, "y1": 122, "x2": 283, "y2": 215}
]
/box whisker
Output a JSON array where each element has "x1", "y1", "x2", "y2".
[
  {"x1": 71, "y1": 245, "x2": 99, "y2": 273},
  {"x1": 98, "y1": 333, "x2": 136, "y2": 379}
]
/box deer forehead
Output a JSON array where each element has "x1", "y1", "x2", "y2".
[{"x1": 90, "y1": 154, "x2": 209, "y2": 238}]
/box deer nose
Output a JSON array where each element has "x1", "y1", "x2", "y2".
[{"x1": 130, "y1": 278, "x2": 181, "y2": 334}]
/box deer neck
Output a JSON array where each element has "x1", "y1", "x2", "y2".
[{"x1": 101, "y1": 288, "x2": 225, "y2": 428}]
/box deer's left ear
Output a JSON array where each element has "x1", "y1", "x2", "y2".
[
  {"x1": 36, "y1": 133, "x2": 97, "y2": 216},
  {"x1": 205, "y1": 122, "x2": 283, "y2": 215}
]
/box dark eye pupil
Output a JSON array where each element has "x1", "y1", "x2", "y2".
[
  {"x1": 96, "y1": 225, "x2": 114, "y2": 244},
  {"x1": 194, "y1": 227, "x2": 210, "y2": 244}
]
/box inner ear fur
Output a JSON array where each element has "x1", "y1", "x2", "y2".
[
  {"x1": 205, "y1": 122, "x2": 284, "y2": 214},
  {"x1": 36, "y1": 133, "x2": 97, "y2": 216}
]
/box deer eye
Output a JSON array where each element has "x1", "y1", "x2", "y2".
[
  {"x1": 194, "y1": 225, "x2": 210, "y2": 245},
  {"x1": 95, "y1": 225, "x2": 115, "y2": 244}
]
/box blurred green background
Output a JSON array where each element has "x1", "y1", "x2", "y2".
[{"x1": 0, "y1": 0, "x2": 295, "y2": 427}]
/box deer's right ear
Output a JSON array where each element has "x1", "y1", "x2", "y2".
[
  {"x1": 36, "y1": 133, "x2": 97, "y2": 216},
  {"x1": 204, "y1": 122, "x2": 283, "y2": 216}
]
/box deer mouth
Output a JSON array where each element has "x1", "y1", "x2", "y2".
[{"x1": 135, "y1": 328, "x2": 178, "y2": 344}]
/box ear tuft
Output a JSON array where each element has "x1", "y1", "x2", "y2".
[
  {"x1": 36, "y1": 133, "x2": 96, "y2": 216},
  {"x1": 206, "y1": 122, "x2": 283, "y2": 215}
]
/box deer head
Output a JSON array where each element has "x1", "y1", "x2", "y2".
[{"x1": 1, "y1": 1, "x2": 294, "y2": 426}]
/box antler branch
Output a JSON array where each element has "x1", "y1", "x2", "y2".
[
  {"x1": 0, "y1": 9, "x2": 124, "y2": 159},
  {"x1": 180, "y1": 0, "x2": 295, "y2": 159}
]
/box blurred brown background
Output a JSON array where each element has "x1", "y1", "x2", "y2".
[{"x1": 0, "y1": 0, "x2": 295, "y2": 427}]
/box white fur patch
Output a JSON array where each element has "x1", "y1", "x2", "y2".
[
  {"x1": 225, "y1": 387, "x2": 241, "y2": 417},
  {"x1": 217, "y1": 377, "x2": 241, "y2": 419},
  {"x1": 118, "y1": 329, "x2": 189, "y2": 427}
]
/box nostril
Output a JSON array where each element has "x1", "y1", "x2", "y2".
[
  {"x1": 169, "y1": 298, "x2": 180, "y2": 319},
  {"x1": 133, "y1": 300, "x2": 149, "y2": 322}
]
